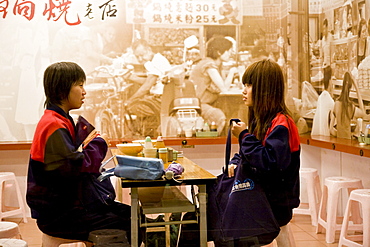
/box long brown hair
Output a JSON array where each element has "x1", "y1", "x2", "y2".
[
  {"x1": 337, "y1": 71, "x2": 354, "y2": 120},
  {"x1": 242, "y1": 59, "x2": 291, "y2": 140}
]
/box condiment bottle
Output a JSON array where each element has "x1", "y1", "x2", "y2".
[
  {"x1": 195, "y1": 117, "x2": 204, "y2": 132},
  {"x1": 158, "y1": 148, "x2": 168, "y2": 163},
  {"x1": 167, "y1": 147, "x2": 173, "y2": 162},
  {"x1": 210, "y1": 121, "x2": 217, "y2": 132},
  {"x1": 144, "y1": 136, "x2": 153, "y2": 149},
  {"x1": 366, "y1": 124, "x2": 370, "y2": 138},
  {"x1": 357, "y1": 118, "x2": 363, "y2": 135},
  {"x1": 156, "y1": 136, "x2": 166, "y2": 149},
  {"x1": 203, "y1": 123, "x2": 210, "y2": 132},
  {"x1": 173, "y1": 150, "x2": 178, "y2": 161}
]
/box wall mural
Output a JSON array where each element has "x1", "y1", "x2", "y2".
[
  {"x1": 309, "y1": 0, "x2": 370, "y2": 141},
  {"x1": 0, "y1": 0, "x2": 244, "y2": 141},
  {"x1": 1, "y1": 0, "x2": 369, "y2": 143}
]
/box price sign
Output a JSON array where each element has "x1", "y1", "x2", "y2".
[{"x1": 126, "y1": 0, "x2": 242, "y2": 25}]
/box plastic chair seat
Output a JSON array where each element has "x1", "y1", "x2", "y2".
[
  {"x1": 0, "y1": 221, "x2": 21, "y2": 238},
  {"x1": 42, "y1": 233, "x2": 93, "y2": 247},
  {"x1": 0, "y1": 172, "x2": 27, "y2": 223},
  {"x1": 293, "y1": 168, "x2": 322, "y2": 226},
  {"x1": 316, "y1": 176, "x2": 363, "y2": 243},
  {"x1": 0, "y1": 238, "x2": 27, "y2": 247},
  {"x1": 338, "y1": 189, "x2": 370, "y2": 247},
  {"x1": 59, "y1": 243, "x2": 88, "y2": 247}
]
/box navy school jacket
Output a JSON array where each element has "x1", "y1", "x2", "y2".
[
  {"x1": 27, "y1": 105, "x2": 115, "y2": 220},
  {"x1": 230, "y1": 113, "x2": 301, "y2": 222}
]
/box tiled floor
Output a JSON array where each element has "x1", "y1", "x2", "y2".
[{"x1": 5, "y1": 214, "x2": 342, "y2": 247}]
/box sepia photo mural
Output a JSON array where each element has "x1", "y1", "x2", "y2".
[{"x1": 1, "y1": 0, "x2": 369, "y2": 142}]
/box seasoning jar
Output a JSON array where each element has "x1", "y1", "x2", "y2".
[
  {"x1": 173, "y1": 150, "x2": 178, "y2": 161},
  {"x1": 158, "y1": 148, "x2": 168, "y2": 163},
  {"x1": 155, "y1": 136, "x2": 166, "y2": 149},
  {"x1": 167, "y1": 147, "x2": 173, "y2": 162},
  {"x1": 203, "y1": 123, "x2": 210, "y2": 132},
  {"x1": 177, "y1": 151, "x2": 184, "y2": 158},
  {"x1": 365, "y1": 124, "x2": 370, "y2": 138},
  {"x1": 210, "y1": 121, "x2": 217, "y2": 132},
  {"x1": 144, "y1": 136, "x2": 153, "y2": 149}
]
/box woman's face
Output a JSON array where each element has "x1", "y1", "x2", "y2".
[
  {"x1": 64, "y1": 81, "x2": 86, "y2": 111},
  {"x1": 242, "y1": 84, "x2": 253, "y2": 106},
  {"x1": 220, "y1": 48, "x2": 233, "y2": 62}
]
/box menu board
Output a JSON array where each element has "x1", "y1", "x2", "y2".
[{"x1": 125, "y1": 0, "x2": 243, "y2": 25}]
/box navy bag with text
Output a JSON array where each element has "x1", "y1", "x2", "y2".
[{"x1": 207, "y1": 119, "x2": 280, "y2": 246}]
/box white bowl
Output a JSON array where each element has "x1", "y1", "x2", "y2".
[{"x1": 116, "y1": 143, "x2": 143, "y2": 156}]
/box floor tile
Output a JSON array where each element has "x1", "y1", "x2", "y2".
[{"x1": 2, "y1": 214, "x2": 342, "y2": 247}]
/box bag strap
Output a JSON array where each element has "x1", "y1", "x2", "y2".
[
  {"x1": 225, "y1": 118, "x2": 240, "y2": 176},
  {"x1": 99, "y1": 155, "x2": 116, "y2": 173}
]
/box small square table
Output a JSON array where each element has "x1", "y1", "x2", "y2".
[{"x1": 110, "y1": 149, "x2": 216, "y2": 247}]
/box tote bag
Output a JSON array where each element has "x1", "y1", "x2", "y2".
[
  {"x1": 98, "y1": 155, "x2": 164, "y2": 182},
  {"x1": 207, "y1": 119, "x2": 280, "y2": 246}
]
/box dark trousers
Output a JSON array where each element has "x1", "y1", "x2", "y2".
[{"x1": 37, "y1": 201, "x2": 144, "y2": 244}]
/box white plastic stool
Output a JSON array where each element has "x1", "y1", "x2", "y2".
[
  {"x1": 261, "y1": 223, "x2": 296, "y2": 247},
  {"x1": 316, "y1": 176, "x2": 363, "y2": 243},
  {"x1": 338, "y1": 189, "x2": 370, "y2": 247},
  {"x1": 42, "y1": 233, "x2": 93, "y2": 247},
  {"x1": 0, "y1": 239, "x2": 27, "y2": 247},
  {"x1": 0, "y1": 172, "x2": 28, "y2": 223},
  {"x1": 0, "y1": 221, "x2": 21, "y2": 238},
  {"x1": 293, "y1": 168, "x2": 322, "y2": 226},
  {"x1": 59, "y1": 243, "x2": 87, "y2": 247}
]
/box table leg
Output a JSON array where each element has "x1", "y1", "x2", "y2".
[
  {"x1": 198, "y1": 184, "x2": 207, "y2": 247},
  {"x1": 165, "y1": 213, "x2": 171, "y2": 247},
  {"x1": 131, "y1": 187, "x2": 139, "y2": 247}
]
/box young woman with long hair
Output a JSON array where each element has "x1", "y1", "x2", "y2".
[
  {"x1": 229, "y1": 59, "x2": 301, "y2": 247},
  {"x1": 329, "y1": 71, "x2": 366, "y2": 139}
]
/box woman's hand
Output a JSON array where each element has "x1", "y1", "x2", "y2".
[
  {"x1": 228, "y1": 67, "x2": 239, "y2": 77},
  {"x1": 231, "y1": 121, "x2": 246, "y2": 138},
  {"x1": 227, "y1": 164, "x2": 237, "y2": 177}
]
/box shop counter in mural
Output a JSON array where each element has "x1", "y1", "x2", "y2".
[{"x1": 309, "y1": 0, "x2": 370, "y2": 140}]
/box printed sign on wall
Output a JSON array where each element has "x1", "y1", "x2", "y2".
[
  {"x1": 0, "y1": 0, "x2": 122, "y2": 25},
  {"x1": 125, "y1": 0, "x2": 242, "y2": 25},
  {"x1": 0, "y1": 0, "x2": 127, "y2": 142}
]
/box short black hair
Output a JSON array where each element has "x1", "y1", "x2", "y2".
[
  {"x1": 206, "y1": 36, "x2": 233, "y2": 59},
  {"x1": 43, "y1": 62, "x2": 86, "y2": 108}
]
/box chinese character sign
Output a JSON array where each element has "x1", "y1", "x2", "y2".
[
  {"x1": 0, "y1": 0, "x2": 127, "y2": 142},
  {"x1": 125, "y1": 0, "x2": 242, "y2": 25},
  {"x1": 1, "y1": 0, "x2": 120, "y2": 24}
]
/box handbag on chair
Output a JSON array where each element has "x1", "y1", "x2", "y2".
[{"x1": 207, "y1": 119, "x2": 280, "y2": 246}]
